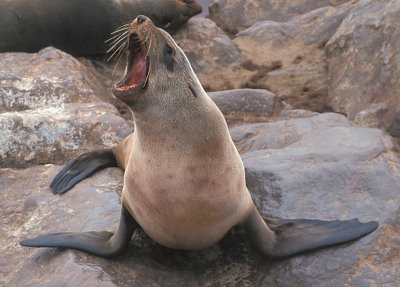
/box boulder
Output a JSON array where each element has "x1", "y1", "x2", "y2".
[
  {"x1": 208, "y1": 0, "x2": 351, "y2": 35},
  {"x1": 0, "y1": 103, "x2": 131, "y2": 168},
  {"x1": 230, "y1": 112, "x2": 351, "y2": 153},
  {"x1": 173, "y1": 17, "x2": 246, "y2": 91},
  {"x1": 242, "y1": 122, "x2": 400, "y2": 285},
  {"x1": 0, "y1": 47, "x2": 132, "y2": 168},
  {"x1": 233, "y1": 3, "x2": 353, "y2": 112},
  {"x1": 208, "y1": 89, "x2": 285, "y2": 125},
  {"x1": 326, "y1": 0, "x2": 400, "y2": 137},
  {"x1": 0, "y1": 47, "x2": 106, "y2": 112}
]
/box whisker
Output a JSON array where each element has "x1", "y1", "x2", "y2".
[
  {"x1": 105, "y1": 30, "x2": 129, "y2": 43},
  {"x1": 112, "y1": 22, "x2": 131, "y2": 31},
  {"x1": 108, "y1": 42, "x2": 126, "y2": 62},
  {"x1": 107, "y1": 30, "x2": 129, "y2": 46},
  {"x1": 107, "y1": 34, "x2": 128, "y2": 54},
  {"x1": 107, "y1": 41, "x2": 126, "y2": 62},
  {"x1": 110, "y1": 25, "x2": 130, "y2": 35},
  {"x1": 112, "y1": 45, "x2": 126, "y2": 76}
]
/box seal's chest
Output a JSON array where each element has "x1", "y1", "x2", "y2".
[{"x1": 122, "y1": 161, "x2": 247, "y2": 249}]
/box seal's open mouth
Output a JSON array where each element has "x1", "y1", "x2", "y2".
[{"x1": 115, "y1": 33, "x2": 150, "y2": 91}]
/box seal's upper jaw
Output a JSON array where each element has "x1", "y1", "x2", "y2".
[{"x1": 114, "y1": 33, "x2": 150, "y2": 93}]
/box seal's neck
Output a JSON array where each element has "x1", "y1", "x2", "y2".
[{"x1": 132, "y1": 88, "x2": 230, "y2": 155}]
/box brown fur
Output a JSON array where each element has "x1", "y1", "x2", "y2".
[{"x1": 113, "y1": 17, "x2": 254, "y2": 249}]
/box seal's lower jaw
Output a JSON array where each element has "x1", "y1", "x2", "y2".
[{"x1": 113, "y1": 33, "x2": 150, "y2": 99}]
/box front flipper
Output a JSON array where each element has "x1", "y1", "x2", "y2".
[
  {"x1": 20, "y1": 204, "x2": 138, "y2": 257},
  {"x1": 50, "y1": 149, "x2": 118, "y2": 194},
  {"x1": 241, "y1": 207, "x2": 378, "y2": 258}
]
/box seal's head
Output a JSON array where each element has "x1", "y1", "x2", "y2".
[
  {"x1": 143, "y1": 0, "x2": 202, "y2": 29},
  {"x1": 112, "y1": 15, "x2": 200, "y2": 110}
]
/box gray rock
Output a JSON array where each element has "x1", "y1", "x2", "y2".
[
  {"x1": 230, "y1": 113, "x2": 352, "y2": 153},
  {"x1": 0, "y1": 47, "x2": 106, "y2": 113},
  {"x1": 1, "y1": 165, "x2": 123, "y2": 287},
  {"x1": 208, "y1": 89, "x2": 285, "y2": 125},
  {"x1": 326, "y1": 0, "x2": 400, "y2": 137},
  {"x1": 0, "y1": 47, "x2": 132, "y2": 168},
  {"x1": 0, "y1": 102, "x2": 131, "y2": 168},
  {"x1": 242, "y1": 124, "x2": 400, "y2": 285}
]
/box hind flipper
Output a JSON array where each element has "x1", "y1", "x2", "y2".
[
  {"x1": 50, "y1": 149, "x2": 118, "y2": 194},
  {"x1": 240, "y1": 207, "x2": 378, "y2": 258},
  {"x1": 20, "y1": 204, "x2": 138, "y2": 257}
]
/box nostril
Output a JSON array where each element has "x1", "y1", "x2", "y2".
[{"x1": 137, "y1": 15, "x2": 147, "y2": 24}]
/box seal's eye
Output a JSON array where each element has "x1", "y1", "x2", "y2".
[
  {"x1": 163, "y1": 43, "x2": 174, "y2": 71},
  {"x1": 165, "y1": 43, "x2": 173, "y2": 55}
]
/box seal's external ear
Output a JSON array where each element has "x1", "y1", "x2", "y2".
[
  {"x1": 188, "y1": 83, "x2": 197, "y2": 98},
  {"x1": 185, "y1": 78, "x2": 197, "y2": 98}
]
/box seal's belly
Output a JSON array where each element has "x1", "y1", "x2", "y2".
[{"x1": 122, "y1": 160, "x2": 251, "y2": 250}]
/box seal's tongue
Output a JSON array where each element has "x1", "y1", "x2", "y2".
[{"x1": 126, "y1": 54, "x2": 146, "y2": 88}]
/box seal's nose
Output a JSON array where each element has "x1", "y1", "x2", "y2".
[{"x1": 137, "y1": 15, "x2": 147, "y2": 25}]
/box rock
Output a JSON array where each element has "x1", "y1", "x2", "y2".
[
  {"x1": 0, "y1": 102, "x2": 132, "y2": 168},
  {"x1": 326, "y1": 0, "x2": 400, "y2": 137},
  {"x1": 0, "y1": 165, "x2": 263, "y2": 287},
  {"x1": 242, "y1": 124, "x2": 400, "y2": 285},
  {"x1": 173, "y1": 17, "x2": 246, "y2": 91},
  {"x1": 208, "y1": 89, "x2": 285, "y2": 125},
  {"x1": 234, "y1": 3, "x2": 353, "y2": 112},
  {"x1": 230, "y1": 112, "x2": 352, "y2": 153},
  {"x1": 0, "y1": 165, "x2": 123, "y2": 286},
  {"x1": 78, "y1": 57, "x2": 133, "y2": 124},
  {"x1": 0, "y1": 47, "x2": 132, "y2": 168},
  {"x1": 2, "y1": 107, "x2": 399, "y2": 286},
  {"x1": 208, "y1": 0, "x2": 351, "y2": 35},
  {"x1": 0, "y1": 47, "x2": 107, "y2": 113}
]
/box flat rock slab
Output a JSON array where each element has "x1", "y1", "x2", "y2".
[
  {"x1": 0, "y1": 102, "x2": 131, "y2": 168},
  {"x1": 2, "y1": 111, "x2": 399, "y2": 286},
  {"x1": 230, "y1": 113, "x2": 351, "y2": 153}
]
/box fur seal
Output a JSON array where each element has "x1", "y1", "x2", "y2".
[
  {"x1": 0, "y1": 0, "x2": 201, "y2": 56},
  {"x1": 20, "y1": 16, "x2": 378, "y2": 258}
]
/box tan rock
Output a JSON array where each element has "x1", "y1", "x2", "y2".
[
  {"x1": 234, "y1": 3, "x2": 353, "y2": 111},
  {"x1": 209, "y1": 0, "x2": 351, "y2": 35},
  {"x1": 326, "y1": 0, "x2": 400, "y2": 137},
  {"x1": 173, "y1": 17, "x2": 246, "y2": 91}
]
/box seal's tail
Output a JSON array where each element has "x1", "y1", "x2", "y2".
[{"x1": 50, "y1": 149, "x2": 118, "y2": 194}]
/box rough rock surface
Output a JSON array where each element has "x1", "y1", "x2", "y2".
[
  {"x1": 233, "y1": 3, "x2": 353, "y2": 111},
  {"x1": 208, "y1": 0, "x2": 351, "y2": 34},
  {"x1": 0, "y1": 102, "x2": 131, "y2": 168},
  {"x1": 0, "y1": 47, "x2": 132, "y2": 168},
  {"x1": 208, "y1": 89, "x2": 285, "y2": 125},
  {"x1": 326, "y1": 0, "x2": 400, "y2": 137},
  {"x1": 0, "y1": 47, "x2": 107, "y2": 112},
  {"x1": 2, "y1": 107, "x2": 399, "y2": 286},
  {"x1": 173, "y1": 17, "x2": 246, "y2": 91},
  {"x1": 230, "y1": 112, "x2": 351, "y2": 153}
]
